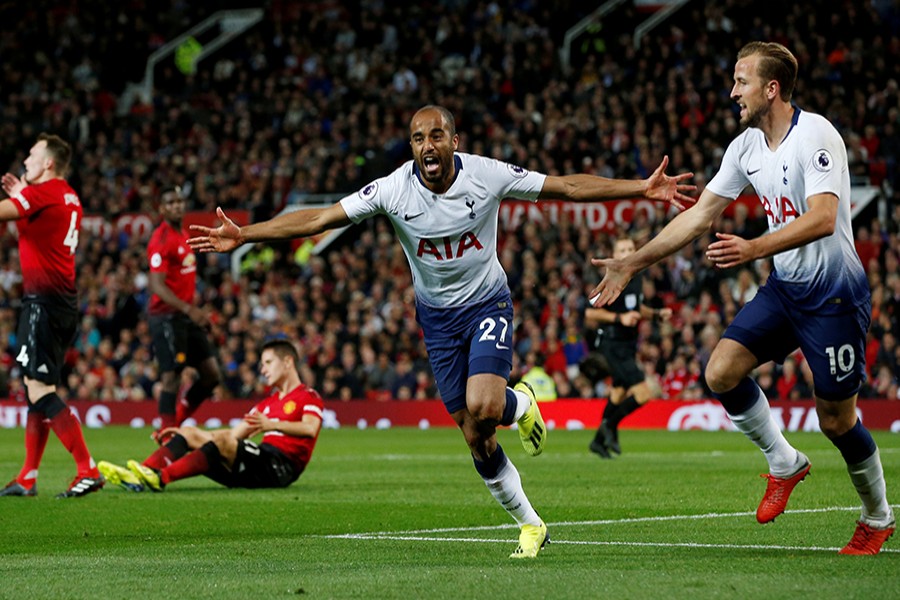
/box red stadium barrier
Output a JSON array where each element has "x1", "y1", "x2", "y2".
[{"x1": 1, "y1": 399, "x2": 898, "y2": 432}]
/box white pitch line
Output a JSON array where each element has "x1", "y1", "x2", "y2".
[
  {"x1": 317, "y1": 505, "x2": 900, "y2": 554},
  {"x1": 322, "y1": 534, "x2": 898, "y2": 554},
  {"x1": 328, "y1": 504, "x2": 900, "y2": 537}
]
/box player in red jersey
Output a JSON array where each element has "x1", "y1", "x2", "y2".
[
  {"x1": 98, "y1": 339, "x2": 324, "y2": 491},
  {"x1": 146, "y1": 186, "x2": 221, "y2": 436},
  {"x1": 0, "y1": 133, "x2": 104, "y2": 498}
]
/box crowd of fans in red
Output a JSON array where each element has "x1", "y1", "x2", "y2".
[{"x1": 1, "y1": 0, "x2": 898, "y2": 403}]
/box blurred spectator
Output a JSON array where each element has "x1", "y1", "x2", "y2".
[{"x1": 0, "y1": 0, "x2": 898, "y2": 404}]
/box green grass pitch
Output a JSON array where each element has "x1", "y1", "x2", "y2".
[{"x1": 0, "y1": 425, "x2": 897, "y2": 599}]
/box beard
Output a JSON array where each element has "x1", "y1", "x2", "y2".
[{"x1": 740, "y1": 102, "x2": 769, "y2": 129}]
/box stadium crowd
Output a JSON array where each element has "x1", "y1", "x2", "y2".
[{"x1": 1, "y1": 0, "x2": 899, "y2": 403}]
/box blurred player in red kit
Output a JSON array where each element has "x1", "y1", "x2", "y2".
[
  {"x1": 146, "y1": 185, "x2": 221, "y2": 437},
  {"x1": 0, "y1": 133, "x2": 104, "y2": 498}
]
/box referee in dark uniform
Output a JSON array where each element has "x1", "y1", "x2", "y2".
[{"x1": 586, "y1": 237, "x2": 670, "y2": 458}]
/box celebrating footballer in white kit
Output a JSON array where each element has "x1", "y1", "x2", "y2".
[
  {"x1": 590, "y1": 42, "x2": 894, "y2": 555},
  {"x1": 188, "y1": 104, "x2": 694, "y2": 559}
]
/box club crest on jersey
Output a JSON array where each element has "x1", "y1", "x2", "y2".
[
  {"x1": 507, "y1": 163, "x2": 528, "y2": 178},
  {"x1": 416, "y1": 232, "x2": 483, "y2": 260},
  {"x1": 358, "y1": 181, "x2": 378, "y2": 200},
  {"x1": 284, "y1": 400, "x2": 297, "y2": 414},
  {"x1": 813, "y1": 149, "x2": 833, "y2": 172}
]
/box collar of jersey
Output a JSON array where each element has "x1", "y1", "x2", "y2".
[
  {"x1": 412, "y1": 154, "x2": 463, "y2": 193},
  {"x1": 781, "y1": 104, "x2": 802, "y2": 144}
]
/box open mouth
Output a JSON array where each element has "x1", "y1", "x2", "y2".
[{"x1": 423, "y1": 155, "x2": 440, "y2": 175}]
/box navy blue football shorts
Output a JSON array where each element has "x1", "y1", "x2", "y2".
[
  {"x1": 416, "y1": 288, "x2": 514, "y2": 414},
  {"x1": 722, "y1": 283, "x2": 871, "y2": 401}
]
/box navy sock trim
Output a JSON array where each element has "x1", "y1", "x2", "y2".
[
  {"x1": 473, "y1": 444, "x2": 508, "y2": 479},
  {"x1": 711, "y1": 377, "x2": 759, "y2": 415},
  {"x1": 830, "y1": 419, "x2": 877, "y2": 465},
  {"x1": 499, "y1": 389, "x2": 518, "y2": 426}
]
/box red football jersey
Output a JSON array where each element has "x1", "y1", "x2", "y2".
[
  {"x1": 10, "y1": 179, "x2": 82, "y2": 297},
  {"x1": 147, "y1": 220, "x2": 197, "y2": 315},
  {"x1": 250, "y1": 384, "x2": 324, "y2": 471}
]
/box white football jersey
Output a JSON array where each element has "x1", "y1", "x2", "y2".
[
  {"x1": 706, "y1": 109, "x2": 868, "y2": 311},
  {"x1": 340, "y1": 153, "x2": 546, "y2": 306}
]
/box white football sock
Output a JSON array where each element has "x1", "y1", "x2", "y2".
[
  {"x1": 482, "y1": 458, "x2": 541, "y2": 527},
  {"x1": 510, "y1": 388, "x2": 530, "y2": 422},
  {"x1": 726, "y1": 385, "x2": 800, "y2": 477},
  {"x1": 847, "y1": 449, "x2": 894, "y2": 527}
]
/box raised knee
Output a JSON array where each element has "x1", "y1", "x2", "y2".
[
  {"x1": 467, "y1": 398, "x2": 501, "y2": 423},
  {"x1": 704, "y1": 359, "x2": 735, "y2": 394}
]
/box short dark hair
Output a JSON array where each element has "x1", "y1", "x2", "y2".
[
  {"x1": 160, "y1": 185, "x2": 183, "y2": 199},
  {"x1": 261, "y1": 339, "x2": 300, "y2": 366},
  {"x1": 737, "y1": 42, "x2": 798, "y2": 101},
  {"x1": 37, "y1": 133, "x2": 72, "y2": 176},
  {"x1": 412, "y1": 105, "x2": 457, "y2": 136}
]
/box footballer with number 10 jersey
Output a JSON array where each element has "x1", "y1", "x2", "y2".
[{"x1": 706, "y1": 108, "x2": 868, "y2": 315}]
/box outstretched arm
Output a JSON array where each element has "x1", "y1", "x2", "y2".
[
  {"x1": 589, "y1": 189, "x2": 732, "y2": 306},
  {"x1": 538, "y1": 155, "x2": 696, "y2": 210},
  {"x1": 188, "y1": 203, "x2": 352, "y2": 253}
]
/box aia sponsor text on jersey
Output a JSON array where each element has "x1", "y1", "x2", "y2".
[
  {"x1": 760, "y1": 195, "x2": 800, "y2": 227},
  {"x1": 416, "y1": 231, "x2": 484, "y2": 260}
]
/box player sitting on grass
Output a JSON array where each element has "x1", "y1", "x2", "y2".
[{"x1": 98, "y1": 339, "x2": 323, "y2": 491}]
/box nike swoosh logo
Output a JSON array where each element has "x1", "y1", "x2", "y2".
[
  {"x1": 495, "y1": 343, "x2": 510, "y2": 351},
  {"x1": 404, "y1": 212, "x2": 424, "y2": 221},
  {"x1": 747, "y1": 168, "x2": 760, "y2": 175},
  {"x1": 836, "y1": 372, "x2": 854, "y2": 382}
]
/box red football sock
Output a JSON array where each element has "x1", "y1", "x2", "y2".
[
  {"x1": 16, "y1": 412, "x2": 50, "y2": 487},
  {"x1": 49, "y1": 407, "x2": 98, "y2": 477},
  {"x1": 175, "y1": 398, "x2": 197, "y2": 425},
  {"x1": 158, "y1": 412, "x2": 177, "y2": 431},
  {"x1": 160, "y1": 449, "x2": 209, "y2": 485},
  {"x1": 175, "y1": 382, "x2": 213, "y2": 425},
  {"x1": 143, "y1": 445, "x2": 177, "y2": 471}
]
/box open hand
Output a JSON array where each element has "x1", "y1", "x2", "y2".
[
  {"x1": 588, "y1": 257, "x2": 635, "y2": 307},
  {"x1": 645, "y1": 155, "x2": 696, "y2": 211},
  {"x1": 1, "y1": 173, "x2": 26, "y2": 197},
  {"x1": 188, "y1": 207, "x2": 244, "y2": 253}
]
